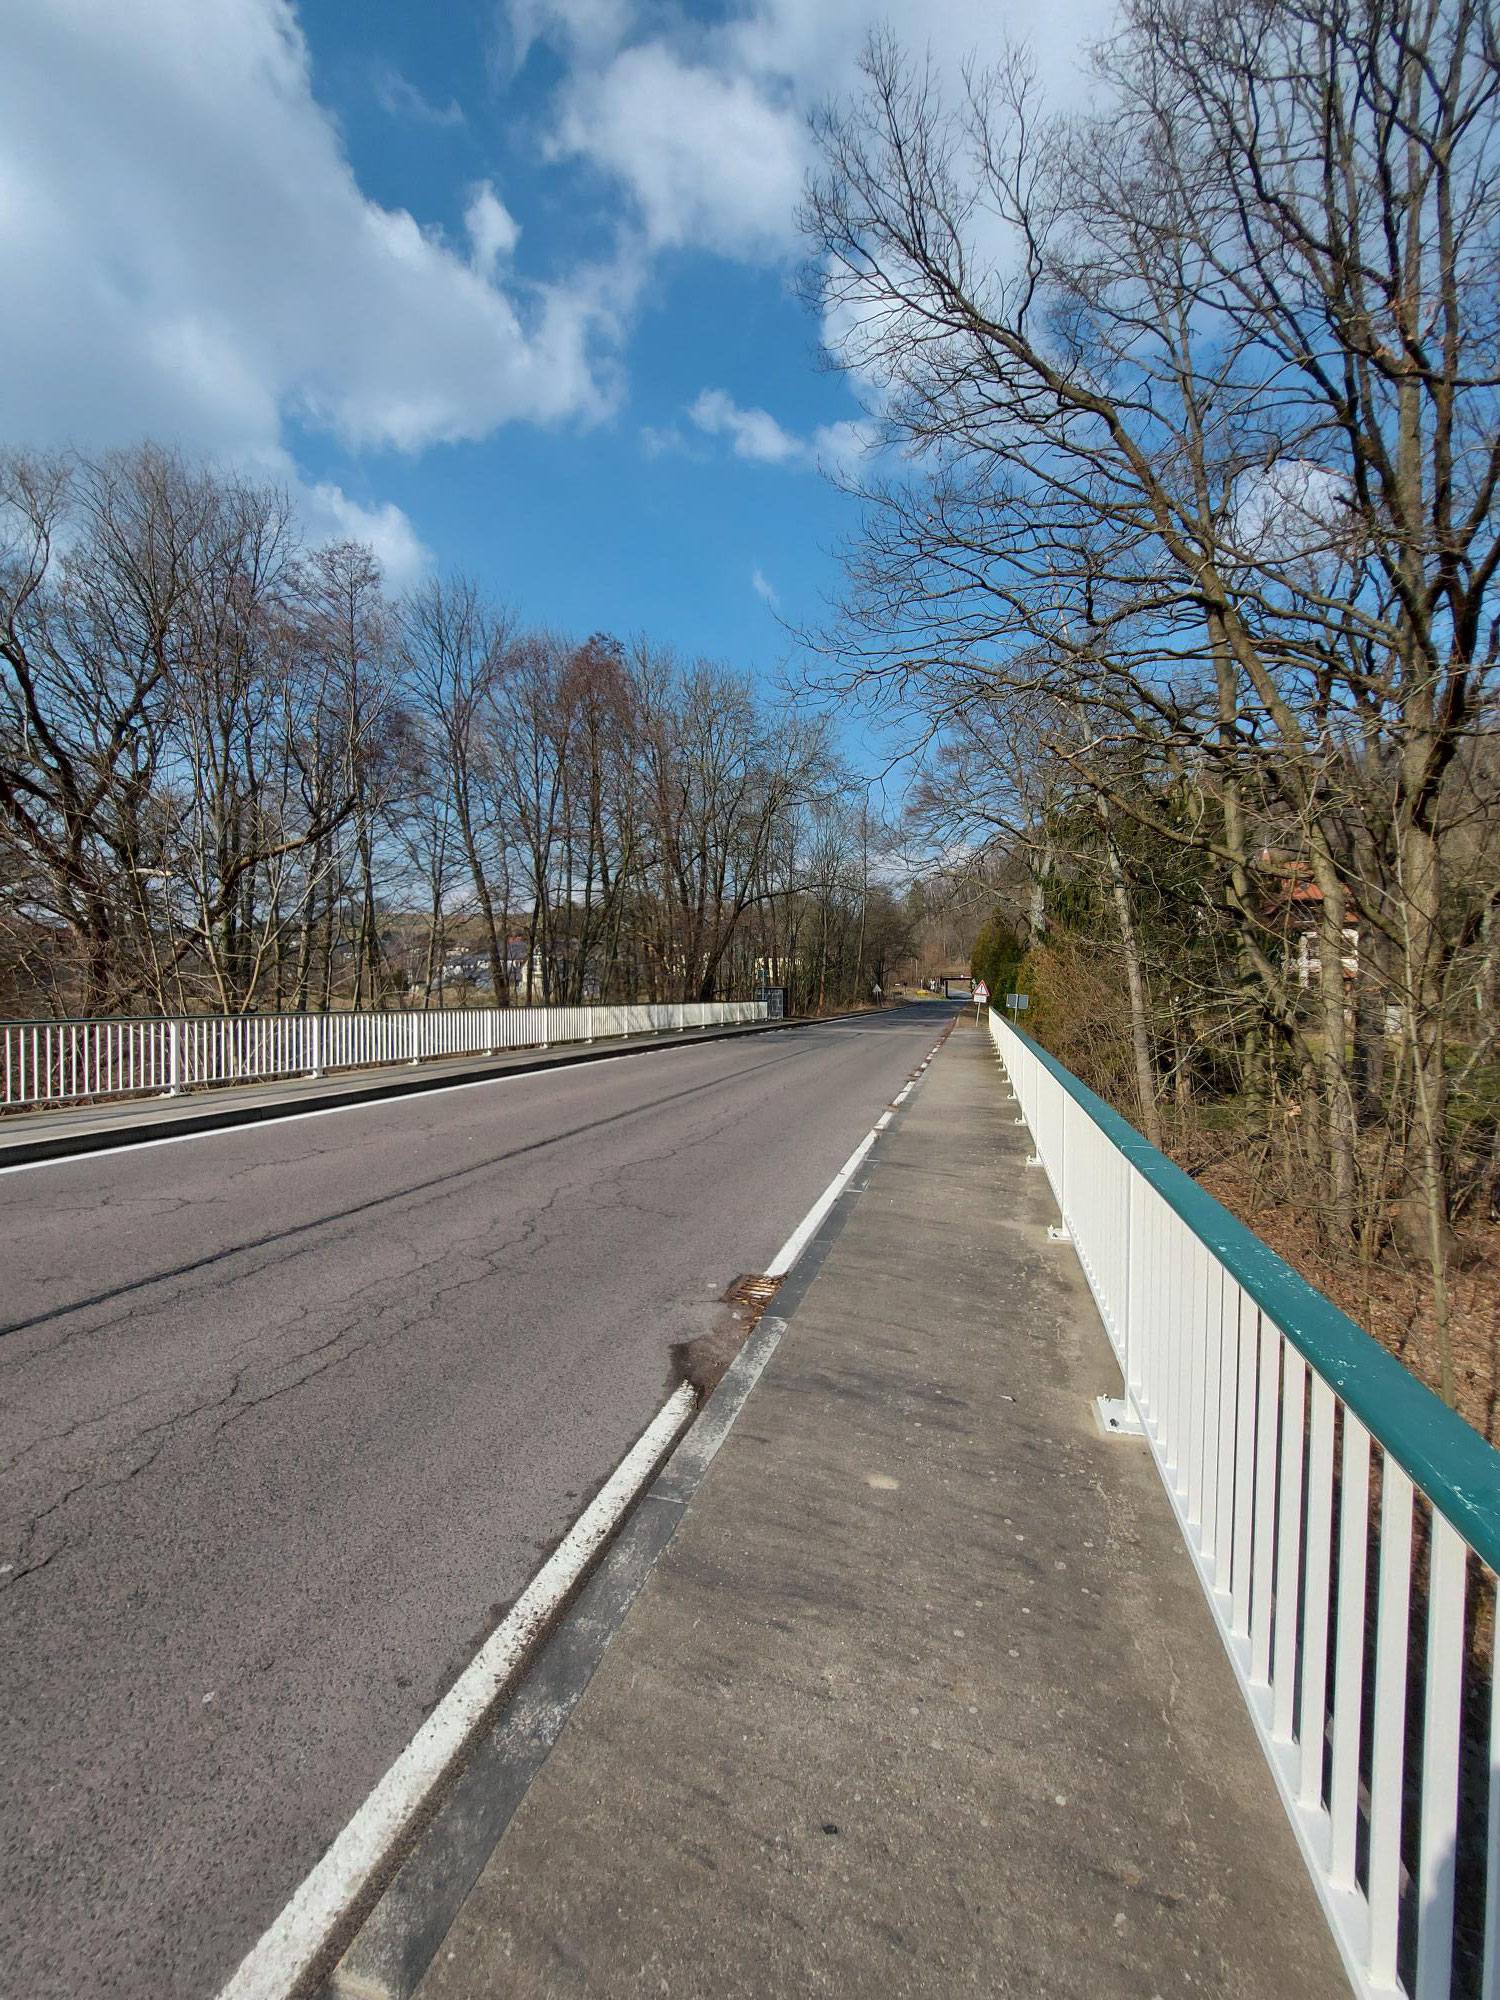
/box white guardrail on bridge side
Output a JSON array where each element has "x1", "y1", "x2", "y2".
[
  {"x1": 1, "y1": 999, "x2": 772, "y2": 1111},
  {"x1": 990, "y1": 1009, "x2": 1500, "y2": 2000}
]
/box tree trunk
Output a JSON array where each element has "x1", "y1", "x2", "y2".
[
  {"x1": 1309, "y1": 831, "x2": 1357, "y2": 1241},
  {"x1": 1104, "y1": 824, "x2": 1162, "y2": 1149},
  {"x1": 1400, "y1": 812, "x2": 1454, "y2": 1402},
  {"x1": 454, "y1": 778, "x2": 504, "y2": 1002},
  {"x1": 1351, "y1": 923, "x2": 1388, "y2": 1127}
]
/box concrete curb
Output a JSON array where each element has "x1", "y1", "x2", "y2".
[
  {"x1": 312, "y1": 1030, "x2": 941, "y2": 2000},
  {"x1": 0, "y1": 1014, "x2": 874, "y2": 1170}
]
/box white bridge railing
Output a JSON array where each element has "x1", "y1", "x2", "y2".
[
  {"x1": 2, "y1": 1000, "x2": 769, "y2": 1111},
  {"x1": 990, "y1": 1010, "x2": 1500, "y2": 2000}
]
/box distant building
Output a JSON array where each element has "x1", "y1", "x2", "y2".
[{"x1": 1258, "y1": 851, "x2": 1360, "y2": 992}]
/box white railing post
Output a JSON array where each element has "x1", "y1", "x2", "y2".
[
  {"x1": 167, "y1": 1019, "x2": 182, "y2": 1097},
  {"x1": 1095, "y1": 1163, "x2": 1143, "y2": 1438}
]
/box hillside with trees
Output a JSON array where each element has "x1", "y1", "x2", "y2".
[
  {"x1": 806, "y1": 0, "x2": 1500, "y2": 1428},
  {"x1": 0, "y1": 444, "x2": 924, "y2": 1025}
]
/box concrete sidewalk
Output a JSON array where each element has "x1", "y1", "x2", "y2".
[{"x1": 413, "y1": 1020, "x2": 1345, "y2": 1998}]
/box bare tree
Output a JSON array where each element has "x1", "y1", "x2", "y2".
[
  {"x1": 803, "y1": 4, "x2": 1500, "y2": 1396},
  {"x1": 400, "y1": 574, "x2": 512, "y2": 999}
]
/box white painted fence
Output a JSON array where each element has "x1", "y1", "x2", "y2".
[
  {"x1": 1, "y1": 1001, "x2": 768, "y2": 1111},
  {"x1": 990, "y1": 1009, "x2": 1500, "y2": 2000}
]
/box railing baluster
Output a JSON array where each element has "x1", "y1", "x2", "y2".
[
  {"x1": 1367, "y1": 1458, "x2": 1414, "y2": 1989},
  {"x1": 1328, "y1": 1413, "x2": 1371, "y2": 1891},
  {"x1": 1250, "y1": 1316, "x2": 1280, "y2": 1687},
  {"x1": 1212, "y1": 1268, "x2": 1239, "y2": 1597},
  {"x1": 1485, "y1": 1616, "x2": 1500, "y2": 2000},
  {"x1": 1231, "y1": 1287, "x2": 1258, "y2": 1641},
  {"x1": 1164, "y1": 1215, "x2": 1184, "y2": 1483},
  {"x1": 1153, "y1": 1192, "x2": 1169, "y2": 1429},
  {"x1": 1145, "y1": 1196, "x2": 1164, "y2": 1444},
  {"x1": 1159, "y1": 1210, "x2": 1175, "y2": 1466},
  {"x1": 1414, "y1": 1514, "x2": 1466, "y2": 1999},
  {"x1": 1123, "y1": 1167, "x2": 1141, "y2": 1403},
  {"x1": 1297, "y1": 1375, "x2": 1335, "y2": 1809},
  {"x1": 1186, "y1": 1234, "x2": 1208, "y2": 1531},
  {"x1": 1272, "y1": 1347, "x2": 1307, "y2": 1742}
]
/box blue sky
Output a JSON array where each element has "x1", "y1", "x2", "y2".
[
  {"x1": 294, "y1": 0, "x2": 872, "y2": 667},
  {"x1": 2, "y1": 0, "x2": 1108, "y2": 780}
]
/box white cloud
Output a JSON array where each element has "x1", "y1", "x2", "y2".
[
  {"x1": 504, "y1": 0, "x2": 633, "y2": 71},
  {"x1": 1232, "y1": 459, "x2": 1351, "y2": 566},
  {"x1": 465, "y1": 181, "x2": 521, "y2": 278},
  {"x1": 4, "y1": 0, "x2": 1117, "y2": 587},
  {"x1": 373, "y1": 64, "x2": 465, "y2": 128},
  {"x1": 690, "y1": 389, "x2": 805, "y2": 465},
  {"x1": 751, "y1": 567, "x2": 780, "y2": 607},
  {"x1": 508, "y1": 0, "x2": 1112, "y2": 269},
  {"x1": 551, "y1": 44, "x2": 807, "y2": 257},
  {"x1": 811, "y1": 417, "x2": 879, "y2": 477},
  {"x1": 0, "y1": 0, "x2": 618, "y2": 503},
  {"x1": 640, "y1": 422, "x2": 690, "y2": 458},
  {"x1": 297, "y1": 478, "x2": 431, "y2": 588},
  {"x1": 686, "y1": 390, "x2": 878, "y2": 476}
]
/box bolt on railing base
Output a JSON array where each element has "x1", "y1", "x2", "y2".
[
  {"x1": 1093, "y1": 1395, "x2": 1145, "y2": 1440},
  {"x1": 1046, "y1": 1223, "x2": 1070, "y2": 1241}
]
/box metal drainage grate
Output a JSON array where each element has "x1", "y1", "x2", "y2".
[{"x1": 720, "y1": 1272, "x2": 784, "y2": 1331}]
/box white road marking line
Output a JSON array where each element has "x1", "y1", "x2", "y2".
[
  {"x1": 214, "y1": 1383, "x2": 696, "y2": 2000},
  {"x1": 763, "y1": 1027, "x2": 952, "y2": 1277},
  {"x1": 765, "y1": 1130, "x2": 877, "y2": 1278},
  {"x1": 210, "y1": 1020, "x2": 947, "y2": 1997}
]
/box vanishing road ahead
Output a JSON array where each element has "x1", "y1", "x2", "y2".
[{"x1": 2, "y1": 1005, "x2": 948, "y2": 2000}]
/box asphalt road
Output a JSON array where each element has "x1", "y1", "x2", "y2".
[{"x1": 1, "y1": 1005, "x2": 950, "y2": 2000}]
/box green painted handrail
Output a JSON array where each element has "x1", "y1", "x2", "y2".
[{"x1": 1005, "y1": 1022, "x2": 1500, "y2": 1576}]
